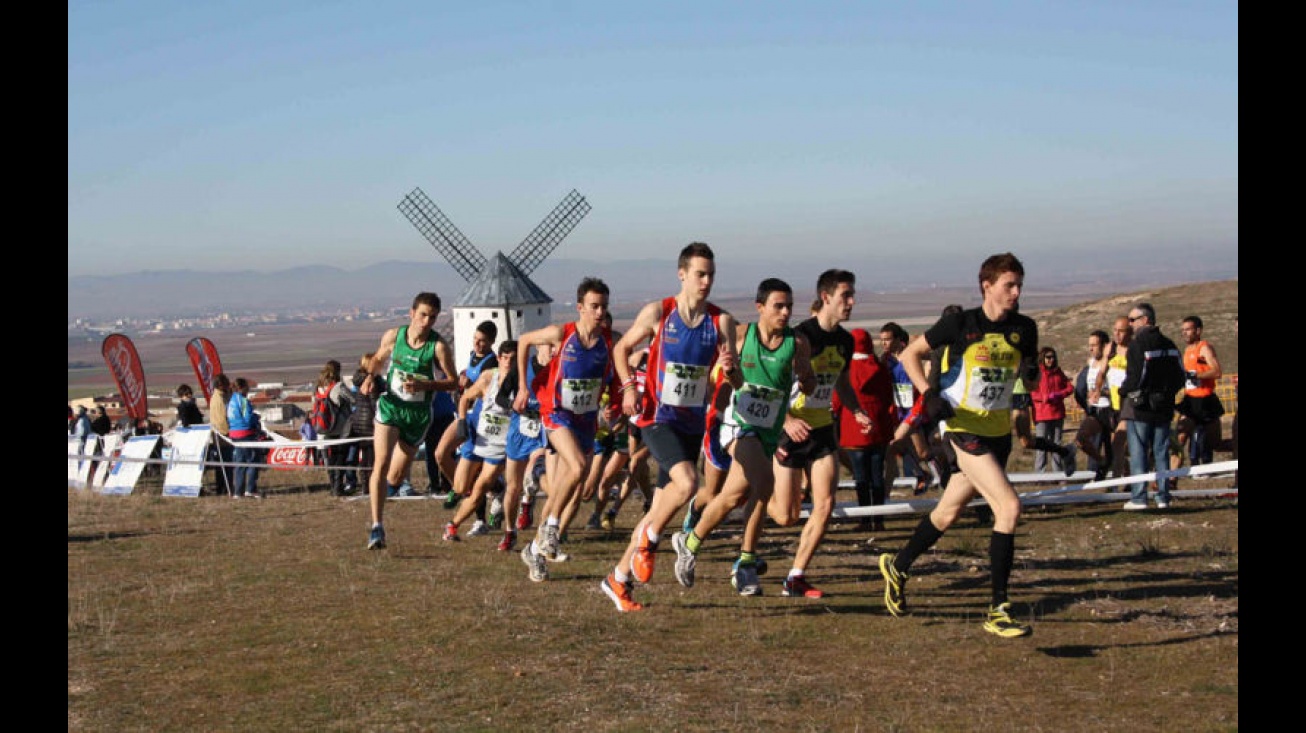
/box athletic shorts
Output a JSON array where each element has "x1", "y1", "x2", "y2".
[
  {"x1": 642, "y1": 422, "x2": 703, "y2": 488},
  {"x1": 376, "y1": 396, "x2": 431, "y2": 448},
  {"x1": 544, "y1": 410, "x2": 598, "y2": 453},
  {"x1": 703, "y1": 417, "x2": 732, "y2": 472},
  {"x1": 506, "y1": 420, "x2": 547, "y2": 462},
  {"x1": 1011, "y1": 393, "x2": 1032, "y2": 410},
  {"x1": 775, "y1": 424, "x2": 838, "y2": 469},
  {"x1": 944, "y1": 431, "x2": 1013, "y2": 468},
  {"x1": 1178, "y1": 394, "x2": 1225, "y2": 424}
]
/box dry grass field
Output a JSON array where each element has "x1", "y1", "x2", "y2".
[{"x1": 68, "y1": 468, "x2": 1238, "y2": 732}]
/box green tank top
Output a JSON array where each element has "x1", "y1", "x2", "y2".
[
  {"x1": 383, "y1": 326, "x2": 437, "y2": 407},
  {"x1": 725, "y1": 323, "x2": 796, "y2": 445}
]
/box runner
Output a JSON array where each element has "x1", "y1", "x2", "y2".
[
  {"x1": 362, "y1": 292, "x2": 458, "y2": 550},
  {"x1": 442, "y1": 340, "x2": 517, "y2": 541},
  {"x1": 598, "y1": 242, "x2": 739, "y2": 612},
  {"x1": 515, "y1": 277, "x2": 619, "y2": 581},
  {"x1": 877, "y1": 252, "x2": 1040, "y2": 638}
]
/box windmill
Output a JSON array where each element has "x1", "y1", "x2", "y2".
[{"x1": 398, "y1": 187, "x2": 591, "y2": 373}]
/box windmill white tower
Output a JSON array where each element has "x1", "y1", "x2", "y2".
[{"x1": 397, "y1": 188, "x2": 591, "y2": 374}]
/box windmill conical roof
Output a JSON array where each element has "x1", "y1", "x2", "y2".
[{"x1": 453, "y1": 251, "x2": 553, "y2": 307}]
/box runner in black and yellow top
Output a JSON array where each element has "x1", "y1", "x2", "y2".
[
  {"x1": 765, "y1": 269, "x2": 871, "y2": 599},
  {"x1": 877, "y1": 252, "x2": 1039, "y2": 638},
  {"x1": 669, "y1": 278, "x2": 815, "y2": 594}
]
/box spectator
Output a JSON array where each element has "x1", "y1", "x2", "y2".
[
  {"x1": 68, "y1": 404, "x2": 76, "y2": 433},
  {"x1": 832, "y1": 328, "x2": 897, "y2": 531},
  {"x1": 1173, "y1": 315, "x2": 1225, "y2": 470},
  {"x1": 227, "y1": 377, "x2": 261, "y2": 499},
  {"x1": 1072, "y1": 330, "x2": 1115, "y2": 482},
  {"x1": 315, "y1": 359, "x2": 356, "y2": 496},
  {"x1": 1029, "y1": 347, "x2": 1076, "y2": 473},
  {"x1": 208, "y1": 374, "x2": 234, "y2": 496},
  {"x1": 72, "y1": 405, "x2": 93, "y2": 449},
  {"x1": 175, "y1": 384, "x2": 205, "y2": 428},
  {"x1": 90, "y1": 406, "x2": 111, "y2": 437},
  {"x1": 1105, "y1": 316, "x2": 1134, "y2": 480},
  {"x1": 345, "y1": 354, "x2": 378, "y2": 495},
  {"x1": 1119, "y1": 303, "x2": 1185, "y2": 510}
]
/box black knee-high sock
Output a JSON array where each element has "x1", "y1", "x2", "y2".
[
  {"x1": 895, "y1": 515, "x2": 945, "y2": 573},
  {"x1": 990, "y1": 530, "x2": 1016, "y2": 607}
]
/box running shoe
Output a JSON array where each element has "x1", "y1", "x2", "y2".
[
  {"x1": 467, "y1": 520, "x2": 489, "y2": 537},
  {"x1": 585, "y1": 512, "x2": 601, "y2": 530},
  {"x1": 539, "y1": 525, "x2": 560, "y2": 558},
  {"x1": 781, "y1": 575, "x2": 824, "y2": 599},
  {"x1": 913, "y1": 473, "x2": 929, "y2": 496},
  {"x1": 731, "y1": 562, "x2": 762, "y2": 596},
  {"x1": 497, "y1": 531, "x2": 517, "y2": 552},
  {"x1": 1062, "y1": 443, "x2": 1078, "y2": 478},
  {"x1": 516, "y1": 501, "x2": 533, "y2": 530},
  {"x1": 600, "y1": 573, "x2": 643, "y2": 612},
  {"x1": 245, "y1": 491, "x2": 263, "y2": 500},
  {"x1": 396, "y1": 481, "x2": 416, "y2": 497},
  {"x1": 488, "y1": 493, "x2": 504, "y2": 527},
  {"x1": 600, "y1": 511, "x2": 616, "y2": 531},
  {"x1": 443, "y1": 491, "x2": 461, "y2": 510},
  {"x1": 879, "y1": 553, "x2": 909, "y2": 617},
  {"x1": 442, "y1": 522, "x2": 460, "y2": 542},
  {"x1": 671, "y1": 531, "x2": 696, "y2": 588},
  {"x1": 631, "y1": 521, "x2": 658, "y2": 584},
  {"x1": 729, "y1": 555, "x2": 768, "y2": 579},
  {"x1": 367, "y1": 524, "x2": 386, "y2": 550},
  {"x1": 1122, "y1": 500, "x2": 1148, "y2": 511},
  {"x1": 521, "y1": 544, "x2": 548, "y2": 582},
  {"x1": 983, "y1": 602, "x2": 1031, "y2": 638},
  {"x1": 681, "y1": 501, "x2": 702, "y2": 534}
]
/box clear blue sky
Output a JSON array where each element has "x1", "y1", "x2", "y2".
[{"x1": 68, "y1": 1, "x2": 1238, "y2": 280}]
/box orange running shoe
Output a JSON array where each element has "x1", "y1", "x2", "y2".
[
  {"x1": 630, "y1": 521, "x2": 658, "y2": 583},
  {"x1": 601, "y1": 573, "x2": 644, "y2": 613}
]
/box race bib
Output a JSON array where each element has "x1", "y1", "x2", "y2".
[
  {"x1": 561, "y1": 378, "x2": 602, "y2": 414},
  {"x1": 389, "y1": 369, "x2": 425, "y2": 402},
  {"x1": 662, "y1": 362, "x2": 709, "y2": 407},
  {"x1": 893, "y1": 382, "x2": 915, "y2": 410},
  {"x1": 802, "y1": 373, "x2": 836, "y2": 409},
  {"x1": 476, "y1": 411, "x2": 510, "y2": 445},
  {"x1": 518, "y1": 412, "x2": 542, "y2": 438},
  {"x1": 733, "y1": 382, "x2": 784, "y2": 428},
  {"x1": 965, "y1": 366, "x2": 1014, "y2": 411}
]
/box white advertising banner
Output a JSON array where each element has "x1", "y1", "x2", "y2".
[
  {"x1": 163, "y1": 426, "x2": 210, "y2": 498},
  {"x1": 100, "y1": 435, "x2": 159, "y2": 496},
  {"x1": 94, "y1": 433, "x2": 122, "y2": 490},
  {"x1": 68, "y1": 436, "x2": 84, "y2": 488}
]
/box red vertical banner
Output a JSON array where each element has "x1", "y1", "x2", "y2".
[
  {"x1": 101, "y1": 334, "x2": 149, "y2": 421},
  {"x1": 185, "y1": 337, "x2": 224, "y2": 402}
]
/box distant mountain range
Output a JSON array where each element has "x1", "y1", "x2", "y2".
[{"x1": 67, "y1": 252, "x2": 1237, "y2": 322}]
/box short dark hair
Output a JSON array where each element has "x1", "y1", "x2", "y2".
[
  {"x1": 941, "y1": 304, "x2": 964, "y2": 318},
  {"x1": 815, "y1": 269, "x2": 855, "y2": 297},
  {"x1": 978, "y1": 253, "x2": 1024, "y2": 297},
  {"x1": 176, "y1": 384, "x2": 193, "y2": 398},
  {"x1": 497, "y1": 339, "x2": 518, "y2": 356},
  {"x1": 879, "y1": 322, "x2": 909, "y2": 344},
  {"x1": 1090, "y1": 329, "x2": 1109, "y2": 346},
  {"x1": 1183, "y1": 315, "x2": 1204, "y2": 329},
  {"x1": 755, "y1": 278, "x2": 792, "y2": 304},
  {"x1": 678, "y1": 242, "x2": 714, "y2": 271},
  {"x1": 577, "y1": 277, "x2": 609, "y2": 302},
  {"x1": 412, "y1": 291, "x2": 442, "y2": 313},
  {"x1": 476, "y1": 320, "x2": 499, "y2": 341}
]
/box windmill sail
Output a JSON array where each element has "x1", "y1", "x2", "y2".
[
  {"x1": 506, "y1": 189, "x2": 590, "y2": 276},
  {"x1": 397, "y1": 187, "x2": 487, "y2": 282}
]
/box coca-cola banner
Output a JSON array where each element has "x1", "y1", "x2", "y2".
[
  {"x1": 102, "y1": 334, "x2": 148, "y2": 421},
  {"x1": 185, "y1": 337, "x2": 224, "y2": 402},
  {"x1": 266, "y1": 444, "x2": 311, "y2": 468}
]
